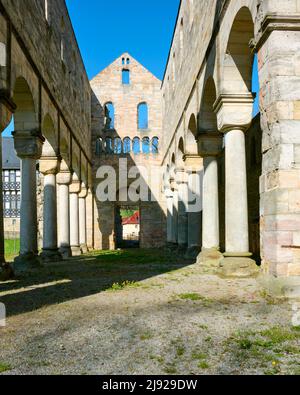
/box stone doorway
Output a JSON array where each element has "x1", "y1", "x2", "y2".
[{"x1": 115, "y1": 205, "x2": 140, "y2": 249}]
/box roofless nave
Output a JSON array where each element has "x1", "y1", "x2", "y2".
[{"x1": 1, "y1": 0, "x2": 300, "y2": 297}]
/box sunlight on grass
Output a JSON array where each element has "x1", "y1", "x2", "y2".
[{"x1": 4, "y1": 239, "x2": 20, "y2": 261}]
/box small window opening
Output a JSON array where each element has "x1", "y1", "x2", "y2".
[{"x1": 122, "y1": 69, "x2": 130, "y2": 85}]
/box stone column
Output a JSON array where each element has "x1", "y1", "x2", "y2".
[
  {"x1": 86, "y1": 189, "x2": 94, "y2": 251},
  {"x1": 13, "y1": 130, "x2": 44, "y2": 270},
  {"x1": 79, "y1": 183, "x2": 88, "y2": 254},
  {"x1": 57, "y1": 160, "x2": 72, "y2": 258},
  {"x1": 165, "y1": 188, "x2": 174, "y2": 245},
  {"x1": 215, "y1": 94, "x2": 258, "y2": 276},
  {"x1": 69, "y1": 173, "x2": 81, "y2": 256},
  {"x1": 170, "y1": 178, "x2": 178, "y2": 246},
  {"x1": 176, "y1": 169, "x2": 188, "y2": 252},
  {"x1": 40, "y1": 158, "x2": 62, "y2": 262},
  {"x1": 184, "y1": 155, "x2": 203, "y2": 259},
  {"x1": 197, "y1": 133, "x2": 223, "y2": 266}
]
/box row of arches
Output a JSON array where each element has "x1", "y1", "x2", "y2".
[
  {"x1": 104, "y1": 102, "x2": 149, "y2": 130},
  {"x1": 95, "y1": 137, "x2": 159, "y2": 155}
]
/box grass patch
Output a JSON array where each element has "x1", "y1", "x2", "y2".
[
  {"x1": 108, "y1": 280, "x2": 141, "y2": 292},
  {"x1": 198, "y1": 361, "x2": 210, "y2": 369},
  {"x1": 225, "y1": 326, "x2": 300, "y2": 374},
  {"x1": 4, "y1": 239, "x2": 20, "y2": 261},
  {"x1": 179, "y1": 293, "x2": 204, "y2": 301},
  {"x1": 0, "y1": 362, "x2": 12, "y2": 373},
  {"x1": 140, "y1": 331, "x2": 154, "y2": 341}
]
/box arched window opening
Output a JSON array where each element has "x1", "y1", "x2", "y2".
[
  {"x1": 142, "y1": 137, "x2": 150, "y2": 154},
  {"x1": 133, "y1": 137, "x2": 141, "y2": 154},
  {"x1": 105, "y1": 137, "x2": 113, "y2": 154},
  {"x1": 123, "y1": 137, "x2": 131, "y2": 154},
  {"x1": 95, "y1": 138, "x2": 103, "y2": 155},
  {"x1": 151, "y1": 137, "x2": 159, "y2": 154},
  {"x1": 122, "y1": 58, "x2": 125, "y2": 65},
  {"x1": 122, "y1": 69, "x2": 130, "y2": 85},
  {"x1": 104, "y1": 102, "x2": 115, "y2": 130},
  {"x1": 114, "y1": 137, "x2": 122, "y2": 155},
  {"x1": 126, "y1": 58, "x2": 130, "y2": 65},
  {"x1": 252, "y1": 54, "x2": 260, "y2": 117},
  {"x1": 138, "y1": 103, "x2": 148, "y2": 130}
]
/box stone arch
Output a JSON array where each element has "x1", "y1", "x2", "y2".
[
  {"x1": 132, "y1": 137, "x2": 141, "y2": 154},
  {"x1": 185, "y1": 113, "x2": 198, "y2": 155},
  {"x1": 177, "y1": 137, "x2": 185, "y2": 169},
  {"x1": 199, "y1": 76, "x2": 218, "y2": 132},
  {"x1": 222, "y1": 7, "x2": 255, "y2": 94},
  {"x1": 41, "y1": 114, "x2": 58, "y2": 157},
  {"x1": 114, "y1": 137, "x2": 122, "y2": 154},
  {"x1": 12, "y1": 76, "x2": 38, "y2": 131}
]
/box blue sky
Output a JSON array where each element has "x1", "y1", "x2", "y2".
[
  {"x1": 66, "y1": 0, "x2": 180, "y2": 81},
  {"x1": 3, "y1": 0, "x2": 259, "y2": 136}
]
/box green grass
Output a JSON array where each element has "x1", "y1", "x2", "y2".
[
  {"x1": 4, "y1": 239, "x2": 20, "y2": 261},
  {"x1": 179, "y1": 293, "x2": 204, "y2": 301},
  {"x1": 0, "y1": 362, "x2": 12, "y2": 373},
  {"x1": 107, "y1": 280, "x2": 141, "y2": 292},
  {"x1": 225, "y1": 326, "x2": 300, "y2": 374}
]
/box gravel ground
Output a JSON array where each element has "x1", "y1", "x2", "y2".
[{"x1": 0, "y1": 249, "x2": 299, "y2": 375}]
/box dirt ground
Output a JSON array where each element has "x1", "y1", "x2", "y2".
[{"x1": 0, "y1": 249, "x2": 299, "y2": 375}]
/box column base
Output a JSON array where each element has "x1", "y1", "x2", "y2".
[
  {"x1": 166, "y1": 242, "x2": 178, "y2": 252},
  {"x1": 71, "y1": 246, "x2": 82, "y2": 257},
  {"x1": 218, "y1": 255, "x2": 260, "y2": 278},
  {"x1": 13, "y1": 252, "x2": 42, "y2": 274},
  {"x1": 197, "y1": 248, "x2": 223, "y2": 267},
  {"x1": 59, "y1": 246, "x2": 72, "y2": 259},
  {"x1": 0, "y1": 263, "x2": 14, "y2": 281},
  {"x1": 185, "y1": 246, "x2": 201, "y2": 260},
  {"x1": 80, "y1": 244, "x2": 88, "y2": 254},
  {"x1": 40, "y1": 249, "x2": 63, "y2": 263}
]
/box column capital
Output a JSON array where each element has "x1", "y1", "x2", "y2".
[
  {"x1": 183, "y1": 154, "x2": 203, "y2": 171},
  {"x1": 39, "y1": 157, "x2": 60, "y2": 175},
  {"x1": 57, "y1": 159, "x2": 72, "y2": 185},
  {"x1": 79, "y1": 183, "x2": 88, "y2": 199},
  {"x1": 69, "y1": 173, "x2": 81, "y2": 194},
  {"x1": 13, "y1": 130, "x2": 45, "y2": 159},
  {"x1": 214, "y1": 94, "x2": 254, "y2": 134},
  {"x1": 197, "y1": 132, "x2": 223, "y2": 157}
]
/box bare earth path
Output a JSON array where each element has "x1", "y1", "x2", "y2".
[{"x1": 0, "y1": 250, "x2": 299, "y2": 375}]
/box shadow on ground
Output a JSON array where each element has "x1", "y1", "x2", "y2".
[{"x1": 0, "y1": 249, "x2": 193, "y2": 318}]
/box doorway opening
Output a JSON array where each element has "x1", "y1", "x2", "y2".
[{"x1": 115, "y1": 206, "x2": 140, "y2": 248}]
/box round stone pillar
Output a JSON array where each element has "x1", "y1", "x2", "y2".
[
  {"x1": 13, "y1": 130, "x2": 44, "y2": 270},
  {"x1": 197, "y1": 133, "x2": 223, "y2": 266},
  {"x1": 79, "y1": 183, "x2": 88, "y2": 254},
  {"x1": 165, "y1": 188, "x2": 174, "y2": 245},
  {"x1": 184, "y1": 155, "x2": 203, "y2": 259},
  {"x1": 176, "y1": 169, "x2": 188, "y2": 252},
  {"x1": 57, "y1": 161, "x2": 72, "y2": 258},
  {"x1": 40, "y1": 158, "x2": 62, "y2": 262},
  {"x1": 69, "y1": 174, "x2": 81, "y2": 256},
  {"x1": 214, "y1": 94, "x2": 259, "y2": 277},
  {"x1": 170, "y1": 178, "x2": 178, "y2": 246},
  {"x1": 225, "y1": 129, "x2": 249, "y2": 254}
]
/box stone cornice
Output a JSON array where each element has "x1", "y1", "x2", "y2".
[
  {"x1": 255, "y1": 14, "x2": 300, "y2": 50},
  {"x1": 213, "y1": 93, "x2": 254, "y2": 114}
]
